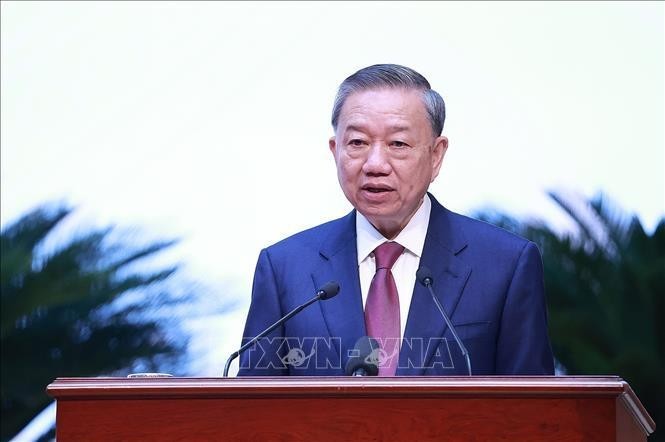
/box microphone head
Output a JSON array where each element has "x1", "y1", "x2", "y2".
[
  {"x1": 416, "y1": 266, "x2": 434, "y2": 286},
  {"x1": 345, "y1": 336, "x2": 380, "y2": 376},
  {"x1": 318, "y1": 281, "x2": 340, "y2": 300}
]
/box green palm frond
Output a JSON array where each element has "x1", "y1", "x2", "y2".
[
  {"x1": 0, "y1": 203, "x2": 189, "y2": 441},
  {"x1": 475, "y1": 191, "x2": 664, "y2": 440}
]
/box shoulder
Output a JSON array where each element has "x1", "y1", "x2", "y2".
[
  {"x1": 429, "y1": 194, "x2": 535, "y2": 257},
  {"x1": 262, "y1": 211, "x2": 355, "y2": 257},
  {"x1": 452, "y1": 210, "x2": 529, "y2": 247}
]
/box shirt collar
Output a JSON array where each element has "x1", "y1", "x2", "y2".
[{"x1": 356, "y1": 194, "x2": 432, "y2": 264}]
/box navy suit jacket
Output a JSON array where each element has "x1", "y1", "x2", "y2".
[{"x1": 238, "y1": 194, "x2": 554, "y2": 376}]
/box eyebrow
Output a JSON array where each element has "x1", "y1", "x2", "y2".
[
  {"x1": 388, "y1": 125, "x2": 410, "y2": 133},
  {"x1": 344, "y1": 124, "x2": 411, "y2": 133},
  {"x1": 344, "y1": 124, "x2": 368, "y2": 133}
]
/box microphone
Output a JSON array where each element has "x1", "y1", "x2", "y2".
[
  {"x1": 416, "y1": 266, "x2": 472, "y2": 376},
  {"x1": 223, "y1": 281, "x2": 340, "y2": 376},
  {"x1": 345, "y1": 336, "x2": 380, "y2": 376}
]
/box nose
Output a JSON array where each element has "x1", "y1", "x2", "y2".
[{"x1": 361, "y1": 143, "x2": 391, "y2": 176}]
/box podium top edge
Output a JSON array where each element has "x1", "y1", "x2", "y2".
[
  {"x1": 45, "y1": 375, "x2": 655, "y2": 436},
  {"x1": 47, "y1": 375, "x2": 627, "y2": 395}
]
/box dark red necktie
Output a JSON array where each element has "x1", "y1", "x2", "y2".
[{"x1": 364, "y1": 241, "x2": 404, "y2": 376}]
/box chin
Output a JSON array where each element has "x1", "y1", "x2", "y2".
[{"x1": 357, "y1": 206, "x2": 397, "y2": 222}]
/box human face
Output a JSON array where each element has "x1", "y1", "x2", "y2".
[{"x1": 329, "y1": 88, "x2": 448, "y2": 239}]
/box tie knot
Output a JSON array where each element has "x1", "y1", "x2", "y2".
[{"x1": 374, "y1": 242, "x2": 404, "y2": 270}]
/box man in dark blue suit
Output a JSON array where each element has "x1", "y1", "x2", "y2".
[{"x1": 238, "y1": 64, "x2": 554, "y2": 376}]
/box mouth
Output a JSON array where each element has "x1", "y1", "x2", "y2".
[{"x1": 362, "y1": 185, "x2": 394, "y2": 194}]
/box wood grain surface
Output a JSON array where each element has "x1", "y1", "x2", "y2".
[{"x1": 47, "y1": 376, "x2": 655, "y2": 441}]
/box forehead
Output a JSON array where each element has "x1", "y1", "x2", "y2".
[{"x1": 338, "y1": 88, "x2": 429, "y2": 130}]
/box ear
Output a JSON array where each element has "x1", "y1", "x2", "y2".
[
  {"x1": 430, "y1": 135, "x2": 448, "y2": 182},
  {"x1": 329, "y1": 136, "x2": 337, "y2": 157}
]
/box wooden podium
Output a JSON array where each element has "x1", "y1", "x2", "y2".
[{"x1": 47, "y1": 376, "x2": 654, "y2": 441}]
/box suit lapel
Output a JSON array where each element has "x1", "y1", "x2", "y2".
[
  {"x1": 398, "y1": 195, "x2": 472, "y2": 375},
  {"x1": 313, "y1": 211, "x2": 366, "y2": 368}
]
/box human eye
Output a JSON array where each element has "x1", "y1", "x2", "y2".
[
  {"x1": 348, "y1": 139, "x2": 367, "y2": 147},
  {"x1": 390, "y1": 140, "x2": 410, "y2": 148}
]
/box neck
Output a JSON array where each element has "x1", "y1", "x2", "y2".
[{"x1": 368, "y1": 198, "x2": 424, "y2": 240}]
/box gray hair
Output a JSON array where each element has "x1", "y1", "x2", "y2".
[{"x1": 331, "y1": 64, "x2": 446, "y2": 136}]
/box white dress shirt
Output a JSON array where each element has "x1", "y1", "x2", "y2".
[{"x1": 356, "y1": 194, "x2": 432, "y2": 339}]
